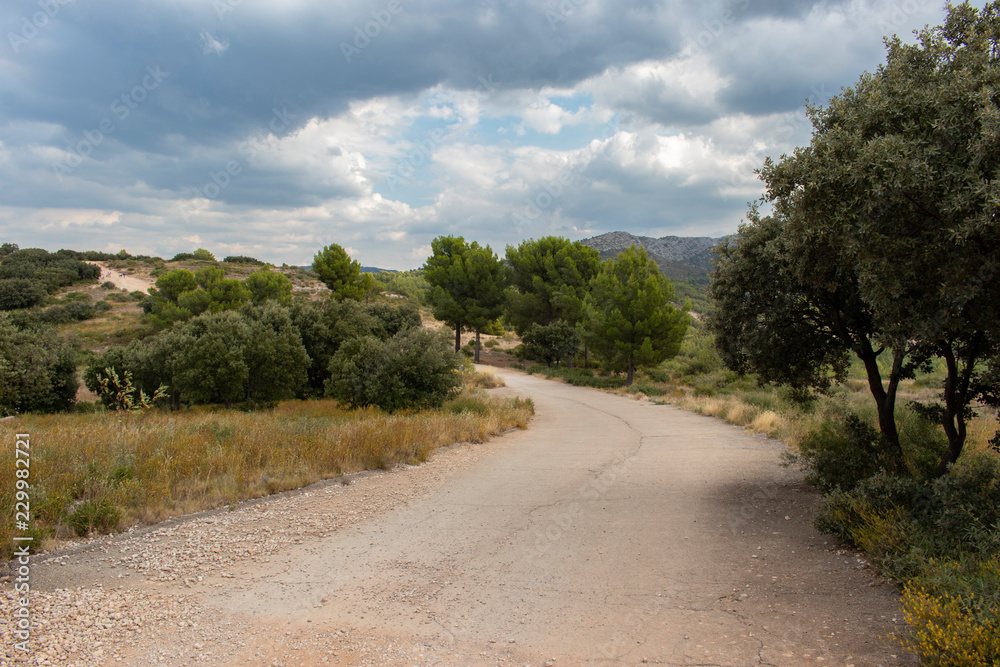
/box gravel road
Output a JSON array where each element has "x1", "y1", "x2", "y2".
[{"x1": 3, "y1": 368, "x2": 912, "y2": 666}]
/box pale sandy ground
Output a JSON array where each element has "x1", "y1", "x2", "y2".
[
  {"x1": 7, "y1": 368, "x2": 913, "y2": 666},
  {"x1": 89, "y1": 262, "x2": 154, "y2": 294}
]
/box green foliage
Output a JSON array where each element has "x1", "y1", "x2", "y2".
[
  {"x1": 0, "y1": 242, "x2": 18, "y2": 256},
  {"x1": 87, "y1": 305, "x2": 308, "y2": 409},
  {"x1": 67, "y1": 499, "x2": 121, "y2": 536},
  {"x1": 0, "y1": 247, "x2": 99, "y2": 298},
  {"x1": 365, "y1": 302, "x2": 421, "y2": 339},
  {"x1": 152, "y1": 269, "x2": 198, "y2": 303},
  {"x1": 39, "y1": 301, "x2": 96, "y2": 324},
  {"x1": 223, "y1": 255, "x2": 265, "y2": 265},
  {"x1": 244, "y1": 268, "x2": 293, "y2": 306},
  {"x1": 195, "y1": 265, "x2": 225, "y2": 288},
  {"x1": 505, "y1": 236, "x2": 601, "y2": 335},
  {"x1": 289, "y1": 298, "x2": 380, "y2": 394},
  {"x1": 61, "y1": 291, "x2": 91, "y2": 303},
  {"x1": 326, "y1": 327, "x2": 462, "y2": 412},
  {"x1": 520, "y1": 322, "x2": 580, "y2": 366},
  {"x1": 584, "y1": 245, "x2": 688, "y2": 386},
  {"x1": 423, "y1": 236, "x2": 509, "y2": 360},
  {"x1": 312, "y1": 244, "x2": 370, "y2": 300},
  {"x1": 0, "y1": 278, "x2": 47, "y2": 310},
  {"x1": 94, "y1": 367, "x2": 167, "y2": 412},
  {"x1": 170, "y1": 248, "x2": 216, "y2": 262},
  {"x1": 0, "y1": 314, "x2": 78, "y2": 415},
  {"x1": 798, "y1": 414, "x2": 891, "y2": 492},
  {"x1": 742, "y1": 2, "x2": 1000, "y2": 477},
  {"x1": 374, "y1": 269, "x2": 430, "y2": 303}
]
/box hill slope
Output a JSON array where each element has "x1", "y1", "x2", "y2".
[{"x1": 580, "y1": 231, "x2": 721, "y2": 281}]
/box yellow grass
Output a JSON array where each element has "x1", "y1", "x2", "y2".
[{"x1": 0, "y1": 391, "x2": 533, "y2": 557}]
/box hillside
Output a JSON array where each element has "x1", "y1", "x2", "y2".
[{"x1": 580, "y1": 231, "x2": 721, "y2": 281}]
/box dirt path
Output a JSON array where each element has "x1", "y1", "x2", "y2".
[
  {"x1": 8, "y1": 369, "x2": 912, "y2": 666},
  {"x1": 89, "y1": 262, "x2": 154, "y2": 294}
]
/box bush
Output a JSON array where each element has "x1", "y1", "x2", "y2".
[
  {"x1": 67, "y1": 499, "x2": 121, "y2": 536},
  {"x1": 39, "y1": 301, "x2": 96, "y2": 323},
  {"x1": 326, "y1": 328, "x2": 462, "y2": 411},
  {"x1": 0, "y1": 315, "x2": 78, "y2": 415},
  {"x1": 0, "y1": 278, "x2": 47, "y2": 310},
  {"x1": 101, "y1": 280, "x2": 116, "y2": 290},
  {"x1": 520, "y1": 322, "x2": 580, "y2": 366},
  {"x1": 223, "y1": 255, "x2": 264, "y2": 265},
  {"x1": 94, "y1": 300, "x2": 112, "y2": 312},
  {"x1": 62, "y1": 291, "x2": 91, "y2": 303},
  {"x1": 797, "y1": 413, "x2": 891, "y2": 492}
]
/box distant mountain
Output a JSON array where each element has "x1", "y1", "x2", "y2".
[
  {"x1": 579, "y1": 232, "x2": 721, "y2": 281},
  {"x1": 361, "y1": 266, "x2": 396, "y2": 274}
]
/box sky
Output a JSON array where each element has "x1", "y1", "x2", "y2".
[{"x1": 0, "y1": 0, "x2": 957, "y2": 269}]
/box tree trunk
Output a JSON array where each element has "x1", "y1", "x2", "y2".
[
  {"x1": 859, "y1": 346, "x2": 907, "y2": 475},
  {"x1": 474, "y1": 328, "x2": 481, "y2": 364},
  {"x1": 454, "y1": 324, "x2": 461, "y2": 352},
  {"x1": 626, "y1": 359, "x2": 635, "y2": 387},
  {"x1": 935, "y1": 342, "x2": 977, "y2": 477}
]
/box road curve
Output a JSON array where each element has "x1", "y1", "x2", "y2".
[{"x1": 26, "y1": 367, "x2": 910, "y2": 666}]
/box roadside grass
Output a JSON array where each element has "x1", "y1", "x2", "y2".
[{"x1": 0, "y1": 388, "x2": 533, "y2": 559}]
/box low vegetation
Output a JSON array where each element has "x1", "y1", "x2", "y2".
[{"x1": 0, "y1": 383, "x2": 532, "y2": 558}]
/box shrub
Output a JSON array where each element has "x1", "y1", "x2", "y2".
[
  {"x1": 0, "y1": 315, "x2": 78, "y2": 415},
  {"x1": 326, "y1": 327, "x2": 462, "y2": 411},
  {"x1": 101, "y1": 280, "x2": 116, "y2": 290},
  {"x1": 520, "y1": 322, "x2": 580, "y2": 366},
  {"x1": 900, "y1": 578, "x2": 1000, "y2": 667},
  {"x1": 39, "y1": 301, "x2": 96, "y2": 323},
  {"x1": 62, "y1": 291, "x2": 91, "y2": 303},
  {"x1": 223, "y1": 255, "x2": 265, "y2": 265},
  {"x1": 104, "y1": 291, "x2": 132, "y2": 303},
  {"x1": 798, "y1": 413, "x2": 890, "y2": 492},
  {"x1": 94, "y1": 300, "x2": 112, "y2": 312},
  {"x1": 67, "y1": 499, "x2": 121, "y2": 536},
  {"x1": 0, "y1": 278, "x2": 47, "y2": 310}
]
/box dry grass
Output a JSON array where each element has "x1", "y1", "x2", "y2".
[{"x1": 0, "y1": 391, "x2": 533, "y2": 557}]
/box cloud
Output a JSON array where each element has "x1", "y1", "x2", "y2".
[
  {"x1": 199, "y1": 31, "x2": 229, "y2": 55},
  {"x1": 0, "y1": 0, "x2": 955, "y2": 268}
]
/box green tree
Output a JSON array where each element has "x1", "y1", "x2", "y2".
[
  {"x1": 151, "y1": 269, "x2": 198, "y2": 303},
  {"x1": 194, "y1": 265, "x2": 225, "y2": 288},
  {"x1": 245, "y1": 268, "x2": 293, "y2": 306},
  {"x1": 326, "y1": 327, "x2": 462, "y2": 411},
  {"x1": 505, "y1": 237, "x2": 601, "y2": 333},
  {"x1": 289, "y1": 299, "x2": 380, "y2": 395},
  {"x1": 0, "y1": 278, "x2": 47, "y2": 311},
  {"x1": 0, "y1": 315, "x2": 78, "y2": 415},
  {"x1": 423, "y1": 236, "x2": 509, "y2": 361},
  {"x1": 191, "y1": 248, "x2": 216, "y2": 261},
  {"x1": 585, "y1": 246, "x2": 688, "y2": 386},
  {"x1": 520, "y1": 321, "x2": 581, "y2": 367},
  {"x1": 710, "y1": 211, "x2": 912, "y2": 474},
  {"x1": 172, "y1": 312, "x2": 250, "y2": 408},
  {"x1": 740, "y1": 2, "x2": 1000, "y2": 476},
  {"x1": 206, "y1": 278, "x2": 249, "y2": 312},
  {"x1": 312, "y1": 244, "x2": 370, "y2": 300},
  {"x1": 240, "y1": 303, "x2": 309, "y2": 403}
]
